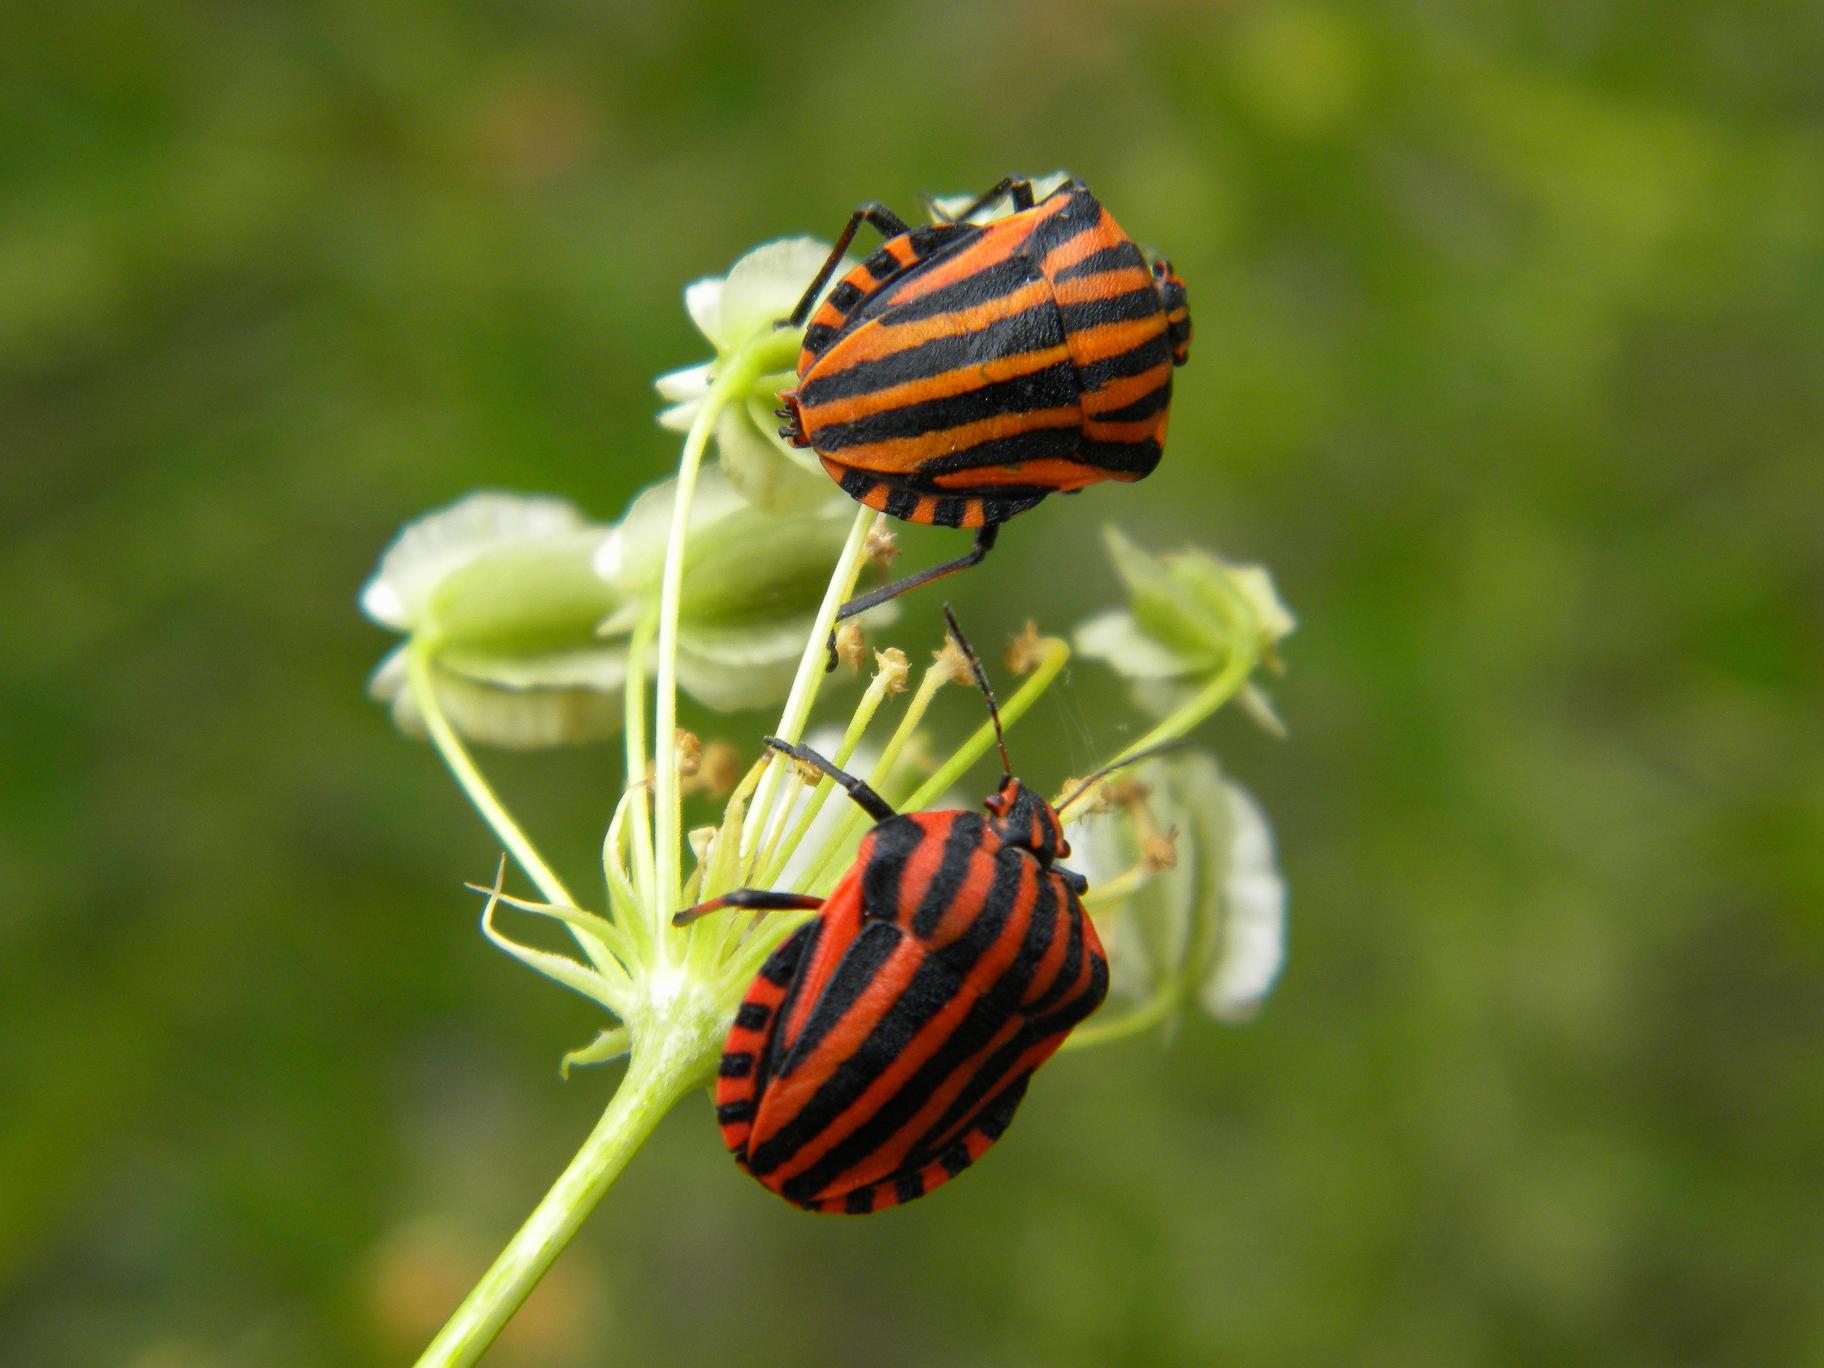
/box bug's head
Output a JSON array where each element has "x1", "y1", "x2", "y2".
[
  {"x1": 939, "y1": 605, "x2": 1070, "y2": 865},
  {"x1": 985, "y1": 776, "x2": 1070, "y2": 866},
  {"x1": 1152, "y1": 258, "x2": 1191, "y2": 367}
]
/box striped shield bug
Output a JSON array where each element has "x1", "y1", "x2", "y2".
[
  {"x1": 675, "y1": 609, "x2": 1122, "y2": 1213},
  {"x1": 776, "y1": 176, "x2": 1193, "y2": 667}
]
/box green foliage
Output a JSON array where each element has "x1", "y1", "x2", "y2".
[{"x1": 3, "y1": 1, "x2": 1821, "y2": 1365}]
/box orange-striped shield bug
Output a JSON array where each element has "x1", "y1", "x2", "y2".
[
  {"x1": 776, "y1": 176, "x2": 1192, "y2": 667},
  {"x1": 674, "y1": 608, "x2": 1116, "y2": 1213}
]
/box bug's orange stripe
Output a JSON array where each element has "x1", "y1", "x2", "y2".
[
  {"x1": 807, "y1": 856, "x2": 1047, "y2": 1196},
  {"x1": 881, "y1": 196, "x2": 1066, "y2": 304},
  {"x1": 1061, "y1": 315, "x2": 1169, "y2": 364},
  {"x1": 1081, "y1": 362, "x2": 1172, "y2": 410},
  {"x1": 821, "y1": 404, "x2": 1081, "y2": 475},
  {"x1": 1039, "y1": 210, "x2": 1122, "y2": 274},
  {"x1": 748, "y1": 936, "x2": 936, "y2": 1170},
  {"x1": 812, "y1": 278, "x2": 1055, "y2": 374},
  {"x1": 1083, "y1": 415, "x2": 1169, "y2": 443},
  {"x1": 796, "y1": 342, "x2": 1073, "y2": 427},
  {"x1": 811, "y1": 1013, "x2": 1029, "y2": 1197},
  {"x1": 1055, "y1": 262, "x2": 1154, "y2": 304},
  {"x1": 922, "y1": 458, "x2": 1101, "y2": 492},
  {"x1": 776, "y1": 862, "x2": 866, "y2": 1054}
]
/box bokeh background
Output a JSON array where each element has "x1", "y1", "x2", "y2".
[{"x1": 5, "y1": 2, "x2": 1821, "y2": 1364}]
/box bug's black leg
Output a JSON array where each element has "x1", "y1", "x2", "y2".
[
  {"x1": 784, "y1": 203, "x2": 912, "y2": 329},
  {"x1": 946, "y1": 176, "x2": 1036, "y2": 224},
  {"x1": 822, "y1": 523, "x2": 1002, "y2": 672},
  {"x1": 673, "y1": 888, "x2": 825, "y2": 927},
  {"x1": 762, "y1": 736, "x2": 897, "y2": 823}
]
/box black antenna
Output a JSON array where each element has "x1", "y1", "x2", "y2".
[
  {"x1": 941, "y1": 605, "x2": 1011, "y2": 778},
  {"x1": 1054, "y1": 739, "x2": 1191, "y2": 815}
]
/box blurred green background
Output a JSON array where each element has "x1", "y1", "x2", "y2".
[{"x1": 5, "y1": 1, "x2": 1822, "y2": 1364}]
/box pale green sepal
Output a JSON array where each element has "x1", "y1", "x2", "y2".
[
  {"x1": 559, "y1": 1028, "x2": 632, "y2": 1078},
  {"x1": 375, "y1": 652, "x2": 624, "y2": 749},
  {"x1": 475, "y1": 880, "x2": 633, "y2": 1015}
]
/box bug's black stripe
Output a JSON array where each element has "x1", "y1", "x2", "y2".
[
  {"x1": 862, "y1": 247, "x2": 899, "y2": 279},
  {"x1": 770, "y1": 920, "x2": 903, "y2": 1082},
  {"x1": 932, "y1": 845, "x2": 1027, "y2": 980},
  {"x1": 972, "y1": 1071, "x2": 1031, "y2": 1139},
  {"x1": 1025, "y1": 896, "x2": 1086, "y2": 1017},
  {"x1": 844, "y1": 1190, "x2": 872, "y2": 1214},
  {"x1": 940, "y1": 1143, "x2": 972, "y2": 1177},
  {"x1": 859, "y1": 816, "x2": 922, "y2": 923},
  {"x1": 894, "y1": 1172, "x2": 926, "y2": 1204},
  {"x1": 1071, "y1": 437, "x2": 1163, "y2": 476},
  {"x1": 910, "y1": 424, "x2": 1084, "y2": 477},
  {"x1": 719, "y1": 1052, "x2": 754, "y2": 1078},
  {"x1": 717, "y1": 1099, "x2": 755, "y2": 1126},
  {"x1": 802, "y1": 322, "x2": 838, "y2": 358},
  {"x1": 747, "y1": 947, "x2": 966, "y2": 1178},
  {"x1": 778, "y1": 982, "x2": 1009, "y2": 1201},
  {"x1": 1089, "y1": 378, "x2": 1173, "y2": 425},
  {"x1": 1050, "y1": 243, "x2": 1146, "y2": 283},
  {"x1": 797, "y1": 301, "x2": 1064, "y2": 405},
  {"x1": 911, "y1": 815, "x2": 988, "y2": 939},
  {"x1": 810, "y1": 362, "x2": 1080, "y2": 452},
  {"x1": 735, "y1": 1002, "x2": 771, "y2": 1031},
  {"x1": 973, "y1": 491, "x2": 1050, "y2": 524},
  {"x1": 758, "y1": 924, "x2": 810, "y2": 986},
  {"x1": 756, "y1": 919, "x2": 822, "y2": 1092},
  {"x1": 1057, "y1": 287, "x2": 1164, "y2": 334},
  {"x1": 1077, "y1": 333, "x2": 1173, "y2": 389},
  {"x1": 979, "y1": 863, "x2": 1058, "y2": 1011},
  {"x1": 1027, "y1": 194, "x2": 1106, "y2": 256},
  {"x1": 827, "y1": 280, "x2": 862, "y2": 312},
  {"x1": 838, "y1": 467, "x2": 875, "y2": 499},
  {"x1": 883, "y1": 488, "x2": 920, "y2": 520},
  {"x1": 930, "y1": 496, "x2": 968, "y2": 527},
  {"x1": 908, "y1": 1022, "x2": 1051, "y2": 1159},
  {"x1": 873, "y1": 254, "x2": 1039, "y2": 329},
  {"x1": 775, "y1": 856, "x2": 1029, "y2": 1200}
]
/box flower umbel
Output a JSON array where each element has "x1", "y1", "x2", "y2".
[
  {"x1": 371, "y1": 231, "x2": 1293, "y2": 1368},
  {"x1": 654, "y1": 237, "x2": 849, "y2": 513}
]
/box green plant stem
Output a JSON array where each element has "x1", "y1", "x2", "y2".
[
  {"x1": 412, "y1": 1043, "x2": 704, "y2": 1368},
  {"x1": 740, "y1": 505, "x2": 876, "y2": 867},
  {"x1": 406, "y1": 642, "x2": 578, "y2": 914},
  {"x1": 651, "y1": 387, "x2": 731, "y2": 944},
  {"x1": 622, "y1": 615, "x2": 657, "y2": 910},
  {"x1": 1091, "y1": 652, "x2": 1257, "y2": 783}
]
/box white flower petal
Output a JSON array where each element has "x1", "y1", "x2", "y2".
[
  {"x1": 1201, "y1": 782, "x2": 1287, "y2": 1021},
  {"x1": 441, "y1": 643, "x2": 629, "y2": 692},
  {"x1": 714, "y1": 402, "x2": 836, "y2": 513},
  {"x1": 1075, "y1": 609, "x2": 1205, "y2": 679},
  {"x1": 386, "y1": 663, "x2": 623, "y2": 749},
  {"x1": 654, "y1": 361, "x2": 714, "y2": 403},
  {"x1": 656, "y1": 399, "x2": 703, "y2": 433},
  {"x1": 717, "y1": 237, "x2": 842, "y2": 347},
  {"x1": 684, "y1": 277, "x2": 725, "y2": 347},
  {"x1": 361, "y1": 492, "x2": 590, "y2": 631}
]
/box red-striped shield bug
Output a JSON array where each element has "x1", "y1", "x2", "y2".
[
  {"x1": 777, "y1": 176, "x2": 1192, "y2": 666},
  {"x1": 674, "y1": 608, "x2": 1121, "y2": 1213}
]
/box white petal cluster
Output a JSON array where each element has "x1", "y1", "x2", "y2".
[
  {"x1": 654, "y1": 237, "x2": 850, "y2": 513},
  {"x1": 1066, "y1": 751, "x2": 1287, "y2": 1025}
]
